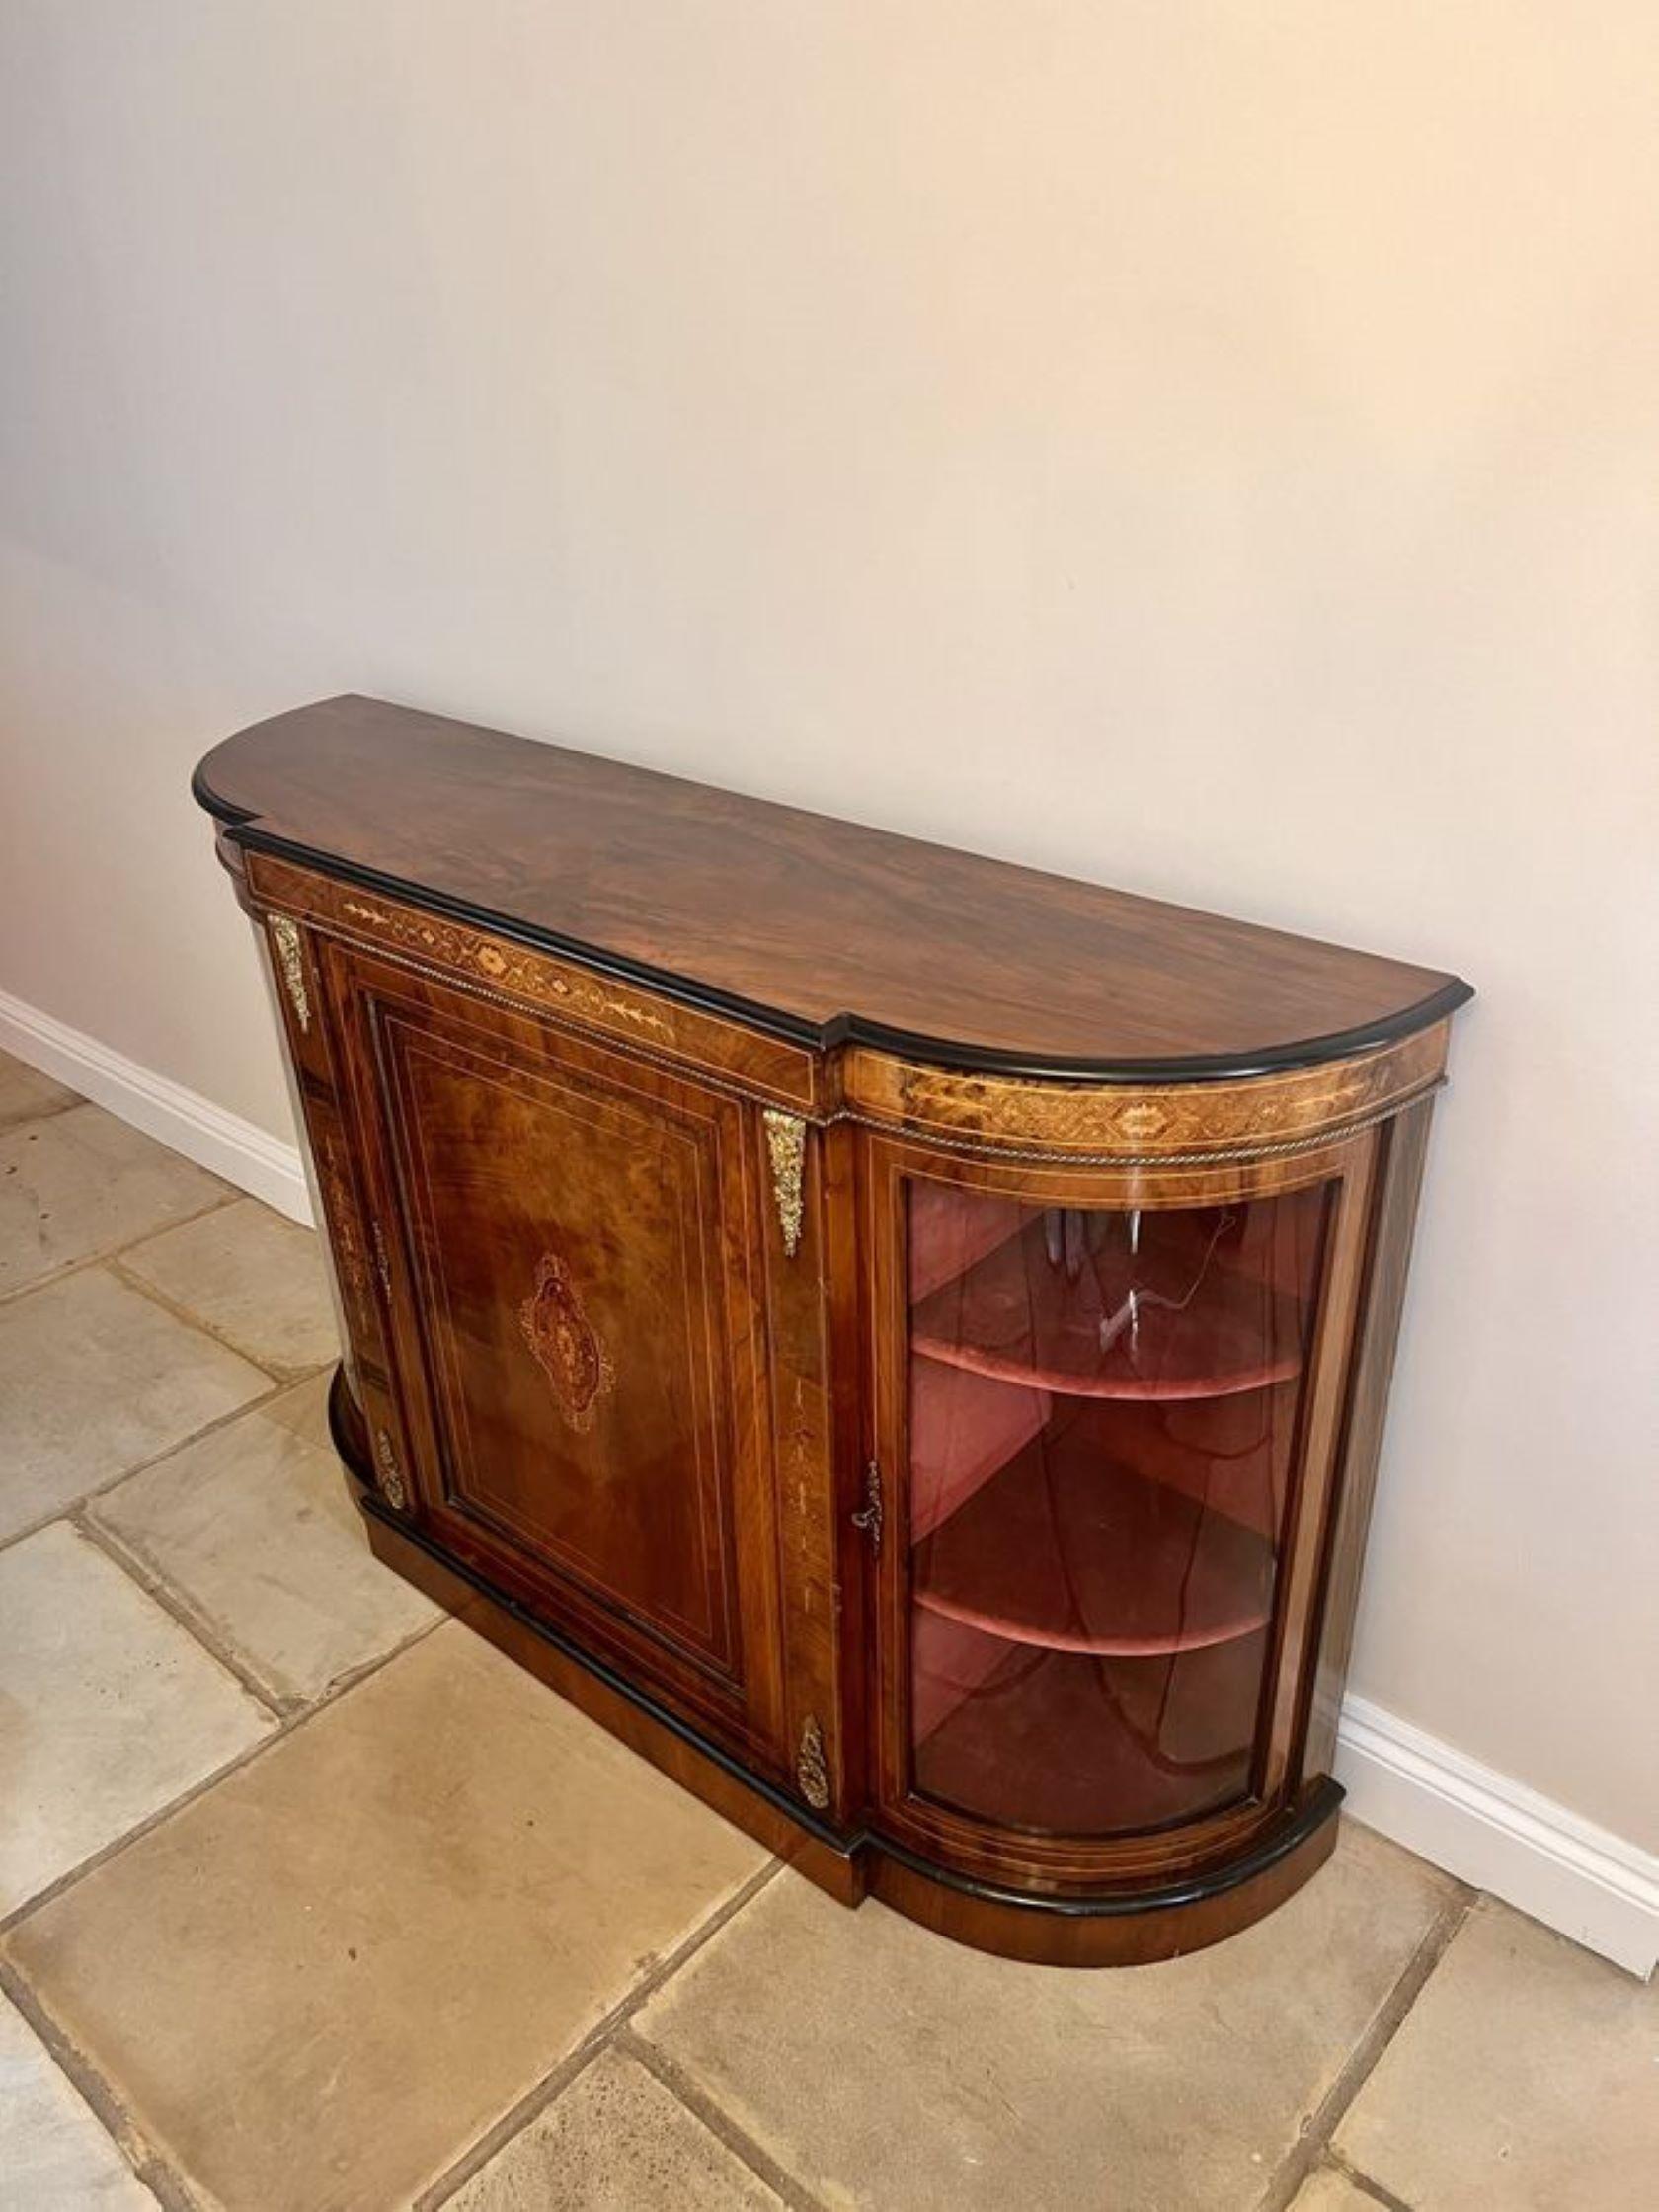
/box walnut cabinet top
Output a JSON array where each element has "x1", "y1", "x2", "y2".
[{"x1": 195, "y1": 692, "x2": 1470, "y2": 1082}]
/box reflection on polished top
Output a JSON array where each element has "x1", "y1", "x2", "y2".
[{"x1": 195, "y1": 693, "x2": 1471, "y2": 1078}]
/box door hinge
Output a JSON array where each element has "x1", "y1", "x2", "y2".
[{"x1": 850, "y1": 1460, "x2": 884, "y2": 1552}]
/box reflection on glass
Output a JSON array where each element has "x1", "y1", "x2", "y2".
[{"x1": 906, "y1": 1181, "x2": 1330, "y2": 1836}]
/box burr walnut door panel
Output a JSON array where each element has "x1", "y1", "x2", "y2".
[{"x1": 325, "y1": 943, "x2": 788, "y2": 1770}]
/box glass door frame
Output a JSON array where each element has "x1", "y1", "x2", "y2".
[{"x1": 859, "y1": 1123, "x2": 1382, "y2": 1895}]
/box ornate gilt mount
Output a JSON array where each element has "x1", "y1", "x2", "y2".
[
  {"x1": 268, "y1": 913, "x2": 311, "y2": 1033},
  {"x1": 762, "y1": 1110, "x2": 807, "y2": 1257},
  {"x1": 796, "y1": 1714, "x2": 831, "y2": 1811},
  {"x1": 374, "y1": 1428, "x2": 408, "y2": 1512},
  {"x1": 519, "y1": 1251, "x2": 616, "y2": 1434}
]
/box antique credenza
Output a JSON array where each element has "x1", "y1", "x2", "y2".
[{"x1": 194, "y1": 694, "x2": 1470, "y2": 1964}]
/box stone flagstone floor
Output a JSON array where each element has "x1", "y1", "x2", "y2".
[{"x1": 0, "y1": 1047, "x2": 1652, "y2": 2210}]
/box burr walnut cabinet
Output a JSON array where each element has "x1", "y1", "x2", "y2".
[{"x1": 194, "y1": 694, "x2": 1471, "y2": 1964}]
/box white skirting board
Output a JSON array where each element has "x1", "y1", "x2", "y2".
[
  {"x1": 1, "y1": 989, "x2": 1654, "y2": 1977},
  {"x1": 0, "y1": 987, "x2": 313, "y2": 1225},
  {"x1": 1336, "y1": 1697, "x2": 1657, "y2": 1977}
]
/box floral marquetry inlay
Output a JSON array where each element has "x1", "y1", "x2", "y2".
[
  {"x1": 518, "y1": 1250, "x2": 617, "y2": 1434},
  {"x1": 338, "y1": 897, "x2": 675, "y2": 1042},
  {"x1": 241, "y1": 853, "x2": 823, "y2": 1112},
  {"x1": 317, "y1": 1134, "x2": 378, "y2": 1351},
  {"x1": 841, "y1": 1025, "x2": 1449, "y2": 1161}
]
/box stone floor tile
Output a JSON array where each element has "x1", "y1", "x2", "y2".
[
  {"x1": 119, "y1": 1198, "x2": 337, "y2": 1378},
  {"x1": 90, "y1": 1375, "x2": 438, "y2": 1707},
  {"x1": 1287, "y1": 2164, "x2": 1381, "y2": 2209},
  {"x1": 0, "y1": 1267, "x2": 270, "y2": 1540},
  {"x1": 1334, "y1": 1895, "x2": 1659, "y2": 2209},
  {"x1": 635, "y1": 1822, "x2": 1457, "y2": 2212},
  {"x1": 0, "y1": 1989, "x2": 156, "y2": 2207},
  {"x1": 0, "y1": 1050, "x2": 79, "y2": 1130},
  {"x1": 0, "y1": 1103, "x2": 228, "y2": 1297},
  {"x1": 0, "y1": 1523, "x2": 276, "y2": 1914},
  {"x1": 3, "y1": 1625, "x2": 767, "y2": 2212},
  {"x1": 445, "y1": 2047, "x2": 783, "y2": 2211},
  {"x1": 262, "y1": 1363, "x2": 339, "y2": 1452}
]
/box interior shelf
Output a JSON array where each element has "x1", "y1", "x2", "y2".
[
  {"x1": 913, "y1": 1428, "x2": 1276, "y2": 1658},
  {"x1": 908, "y1": 1183, "x2": 1027, "y2": 1304},
  {"x1": 912, "y1": 1633, "x2": 1262, "y2": 1836},
  {"x1": 909, "y1": 1357, "x2": 1053, "y2": 1541},
  {"x1": 911, "y1": 1211, "x2": 1307, "y2": 1403}
]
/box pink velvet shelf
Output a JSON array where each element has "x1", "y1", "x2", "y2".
[
  {"x1": 910, "y1": 1215, "x2": 1307, "y2": 1404},
  {"x1": 912, "y1": 1430, "x2": 1276, "y2": 1659},
  {"x1": 908, "y1": 1184, "x2": 1027, "y2": 1304},
  {"x1": 912, "y1": 1632, "x2": 1263, "y2": 1836}
]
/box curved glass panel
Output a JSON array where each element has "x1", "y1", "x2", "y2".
[{"x1": 906, "y1": 1182, "x2": 1331, "y2": 1836}]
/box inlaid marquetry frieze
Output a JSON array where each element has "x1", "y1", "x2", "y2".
[
  {"x1": 339, "y1": 894, "x2": 677, "y2": 1042},
  {"x1": 243, "y1": 852, "x2": 819, "y2": 1111},
  {"x1": 839, "y1": 1023, "x2": 1449, "y2": 1160},
  {"x1": 245, "y1": 853, "x2": 1447, "y2": 1163}
]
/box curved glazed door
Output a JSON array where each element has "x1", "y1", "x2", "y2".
[
  {"x1": 322, "y1": 940, "x2": 790, "y2": 1777},
  {"x1": 863, "y1": 1133, "x2": 1380, "y2": 1889}
]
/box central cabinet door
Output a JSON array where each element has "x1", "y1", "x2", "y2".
[{"x1": 329, "y1": 944, "x2": 787, "y2": 1771}]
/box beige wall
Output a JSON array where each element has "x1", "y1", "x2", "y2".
[{"x1": 2, "y1": 5, "x2": 1654, "y2": 1847}]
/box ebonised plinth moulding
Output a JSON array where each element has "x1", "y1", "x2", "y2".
[{"x1": 195, "y1": 694, "x2": 1471, "y2": 1965}]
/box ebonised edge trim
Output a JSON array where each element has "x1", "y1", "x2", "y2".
[
  {"x1": 195, "y1": 762, "x2": 1473, "y2": 1088},
  {"x1": 867, "y1": 1779, "x2": 1344, "y2": 1920}
]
